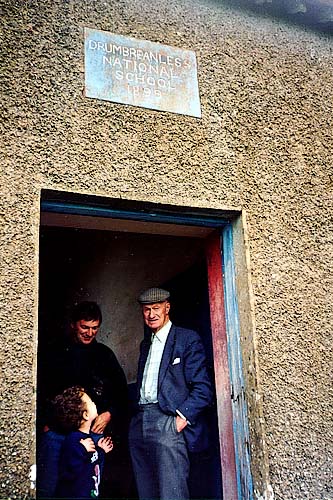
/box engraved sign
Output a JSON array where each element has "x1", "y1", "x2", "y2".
[{"x1": 84, "y1": 28, "x2": 201, "y2": 118}]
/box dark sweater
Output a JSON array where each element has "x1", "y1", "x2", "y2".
[
  {"x1": 38, "y1": 338, "x2": 129, "y2": 443},
  {"x1": 56, "y1": 430, "x2": 102, "y2": 499}
]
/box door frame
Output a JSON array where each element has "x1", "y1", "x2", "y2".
[{"x1": 40, "y1": 189, "x2": 253, "y2": 500}]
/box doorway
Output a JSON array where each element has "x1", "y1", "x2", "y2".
[{"x1": 37, "y1": 189, "x2": 246, "y2": 500}]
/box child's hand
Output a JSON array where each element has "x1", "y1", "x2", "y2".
[
  {"x1": 98, "y1": 436, "x2": 113, "y2": 453},
  {"x1": 80, "y1": 437, "x2": 96, "y2": 453}
]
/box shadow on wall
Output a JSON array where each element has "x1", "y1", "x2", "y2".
[
  {"x1": 37, "y1": 225, "x2": 205, "y2": 382},
  {"x1": 223, "y1": 0, "x2": 333, "y2": 34}
]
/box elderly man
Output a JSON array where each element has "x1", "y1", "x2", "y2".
[{"x1": 129, "y1": 288, "x2": 213, "y2": 500}]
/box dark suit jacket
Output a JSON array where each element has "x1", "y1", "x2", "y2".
[{"x1": 135, "y1": 324, "x2": 213, "y2": 452}]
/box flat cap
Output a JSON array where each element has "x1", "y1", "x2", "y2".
[{"x1": 138, "y1": 287, "x2": 170, "y2": 304}]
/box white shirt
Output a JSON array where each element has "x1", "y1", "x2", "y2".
[{"x1": 139, "y1": 320, "x2": 172, "y2": 404}]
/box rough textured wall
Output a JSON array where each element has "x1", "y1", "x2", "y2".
[{"x1": 1, "y1": 0, "x2": 332, "y2": 498}]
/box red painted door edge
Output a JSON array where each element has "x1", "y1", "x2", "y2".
[{"x1": 205, "y1": 231, "x2": 238, "y2": 500}]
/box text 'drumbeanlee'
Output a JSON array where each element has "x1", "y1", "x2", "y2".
[{"x1": 84, "y1": 28, "x2": 201, "y2": 118}]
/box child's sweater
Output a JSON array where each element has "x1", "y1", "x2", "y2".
[{"x1": 56, "y1": 430, "x2": 103, "y2": 499}]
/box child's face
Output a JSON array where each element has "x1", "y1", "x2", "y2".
[{"x1": 82, "y1": 392, "x2": 98, "y2": 422}]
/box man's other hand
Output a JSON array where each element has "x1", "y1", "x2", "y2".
[{"x1": 175, "y1": 415, "x2": 188, "y2": 433}]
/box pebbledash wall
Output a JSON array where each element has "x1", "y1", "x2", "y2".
[{"x1": 1, "y1": 0, "x2": 332, "y2": 499}]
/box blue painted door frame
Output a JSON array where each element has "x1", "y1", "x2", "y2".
[
  {"x1": 223, "y1": 226, "x2": 254, "y2": 500},
  {"x1": 41, "y1": 197, "x2": 253, "y2": 500}
]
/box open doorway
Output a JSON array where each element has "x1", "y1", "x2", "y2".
[
  {"x1": 37, "y1": 224, "x2": 221, "y2": 499},
  {"x1": 37, "y1": 189, "x2": 247, "y2": 500}
]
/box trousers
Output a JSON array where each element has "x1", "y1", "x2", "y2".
[
  {"x1": 37, "y1": 430, "x2": 65, "y2": 498},
  {"x1": 129, "y1": 404, "x2": 189, "y2": 500}
]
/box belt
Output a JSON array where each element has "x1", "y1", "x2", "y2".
[{"x1": 138, "y1": 402, "x2": 159, "y2": 411}]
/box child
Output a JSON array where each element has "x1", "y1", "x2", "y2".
[{"x1": 52, "y1": 386, "x2": 113, "y2": 499}]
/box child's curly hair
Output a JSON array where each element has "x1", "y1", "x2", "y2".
[{"x1": 52, "y1": 386, "x2": 86, "y2": 433}]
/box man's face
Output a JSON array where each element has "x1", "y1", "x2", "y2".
[
  {"x1": 142, "y1": 301, "x2": 170, "y2": 333},
  {"x1": 72, "y1": 319, "x2": 100, "y2": 345}
]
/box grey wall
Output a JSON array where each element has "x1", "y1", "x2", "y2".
[
  {"x1": 1, "y1": 0, "x2": 332, "y2": 498},
  {"x1": 38, "y1": 227, "x2": 204, "y2": 383}
]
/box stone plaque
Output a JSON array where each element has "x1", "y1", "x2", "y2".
[{"x1": 84, "y1": 28, "x2": 201, "y2": 118}]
